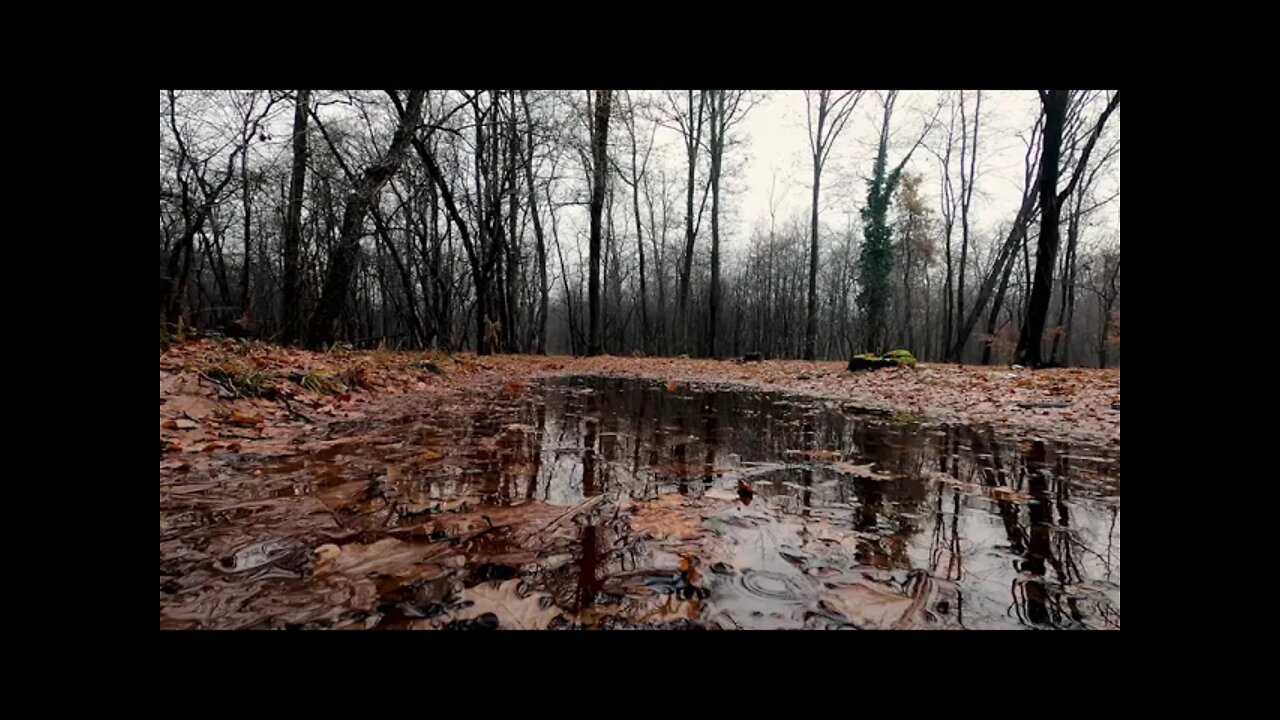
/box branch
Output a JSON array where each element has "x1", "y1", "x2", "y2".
[{"x1": 1058, "y1": 91, "x2": 1121, "y2": 204}]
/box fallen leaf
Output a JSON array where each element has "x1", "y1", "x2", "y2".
[
  {"x1": 829, "y1": 461, "x2": 895, "y2": 480},
  {"x1": 820, "y1": 581, "x2": 918, "y2": 629},
  {"x1": 228, "y1": 410, "x2": 265, "y2": 427},
  {"x1": 173, "y1": 418, "x2": 199, "y2": 430},
  {"x1": 453, "y1": 579, "x2": 563, "y2": 629},
  {"x1": 784, "y1": 449, "x2": 842, "y2": 461},
  {"x1": 630, "y1": 494, "x2": 709, "y2": 540},
  {"x1": 314, "y1": 538, "x2": 441, "y2": 579},
  {"x1": 989, "y1": 486, "x2": 1032, "y2": 502}
]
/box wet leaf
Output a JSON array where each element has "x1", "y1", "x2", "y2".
[
  {"x1": 630, "y1": 494, "x2": 710, "y2": 540},
  {"x1": 453, "y1": 579, "x2": 563, "y2": 629},
  {"x1": 228, "y1": 410, "x2": 265, "y2": 427},
  {"x1": 829, "y1": 461, "x2": 895, "y2": 480},
  {"x1": 315, "y1": 538, "x2": 443, "y2": 579},
  {"x1": 820, "y1": 581, "x2": 917, "y2": 629},
  {"x1": 784, "y1": 449, "x2": 842, "y2": 461},
  {"x1": 989, "y1": 486, "x2": 1032, "y2": 502},
  {"x1": 665, "y1": 380, "x2": 679, "y2": 392}
]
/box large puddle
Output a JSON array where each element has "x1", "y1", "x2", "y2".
[{"x1": 160, "y1": 376, "x2": 1120, "y2": 630}]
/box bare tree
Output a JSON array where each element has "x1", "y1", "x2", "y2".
[
  {"x1": 803, "y1": 90, "x2": 865, "y2": 360},
  {"x1": 587, "y1": 90, "x2": 613, "y2": 356},
  {"x1": 281, "y1": 89, "x2": 310, "y2": 345},
  {"x1": 1017, "y1": 90, "x2": 1120, "y2": 367},
  {"x1": 305, "y1": 90, "x2": 425, "y2": 348},
  {"x1": 705, "y1": 90, "x2": 754, "y2": 358}
]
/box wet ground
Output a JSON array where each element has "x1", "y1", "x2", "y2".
[{"x1": 160, "y1": 375, "x2": 1120, "y2": 630}]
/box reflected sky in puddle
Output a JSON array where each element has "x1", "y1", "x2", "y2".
[{"x1": 516, "y1": 376, "x2": 1120, "y2": 629}]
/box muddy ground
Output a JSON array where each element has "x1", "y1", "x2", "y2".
[{"x1": 159, "y1": 341, "x2": 1120, "y2": 630}]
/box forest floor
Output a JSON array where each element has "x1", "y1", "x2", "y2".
[{"x1": 160, "y1": 340, "x2": 1121, "y2": 630}]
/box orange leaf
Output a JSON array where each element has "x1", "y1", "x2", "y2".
[
  {"x1": 665, "y1": 380, "x2": 678, "y2": 392},
  {"x1": 229, "y1": 410, "x2": 264, "y2": 427}
]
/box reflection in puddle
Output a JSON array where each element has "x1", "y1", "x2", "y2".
[{"x1": 160, "y1": 375, "x2": 1120, "y2": 630}]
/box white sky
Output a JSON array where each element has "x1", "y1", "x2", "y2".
[
  {"x1": 637, "y1": 90, "x2": 1119, "y2": 254},
  {"x1": 174, "y1": 90, "x2": 1119, "y2": 261}
]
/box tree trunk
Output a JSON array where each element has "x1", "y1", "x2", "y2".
[
  {"x1": 707, "y1": 91, "x2": 724, "y2": 359},
  {"x1": 305, "y1": 90, "x2": 424, "y2": 349},
  {"x1": 520, "y1": 91, "x2": 550, "y2": 354},
  {"x1": 805, "y1": 161, "x2": 821, "y2": 360},
  {"x1": 587, "y1": 90, "x2": 612, "y2": 356},
  {"x1": 1016, "y1": 90, "x2": 1067, "y2": 367}
]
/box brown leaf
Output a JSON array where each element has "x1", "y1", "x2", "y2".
[
  {"x1": 829, "y1": 461, "x2": 895, "y2": 480},
  {"x1": 989, "y1": 486, "x2": 1032, "y2": 502},
  {"x1": 314, "y1": 538, "x2": 442, "y2": 579},
  {"x1": 665, "y1": 380, "x2": 679, "y2": 392},
  {"x1": 630, "y1": 494, "x2": 708, "y2": 540},
  {"x1": 453, "y1": 579, "x2": 563, "y2": 630},
  {"x1": 173, "y1": 418, "x2": 199, "y2": 430},
  {"x1": 784, "y1": 449, "x2": 842, "y2": 461},
  {"x1": 820, "y1": 581, "x2": 917, "y2": 629},
  {"x1": 415, "y1": 449, "x2": 444, "y2": 463},
  {"x1": 228, "y1": 410, "x2": 264, "y2": 427}
]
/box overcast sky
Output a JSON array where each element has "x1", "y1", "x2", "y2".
[
  {"x1": 658, "y1": 90, "x2": 1120, "y2": 253},
  {"x1": 209, "y1": 90, "x2": 1119, "y2": 259}
]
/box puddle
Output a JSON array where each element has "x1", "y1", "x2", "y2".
[{"x1": 160, "y1": 376, "x2": 1120, "y2": 630}]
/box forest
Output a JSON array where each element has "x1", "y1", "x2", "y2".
[
  {"x1": 159, "y1": 90, "x2": 1119, "y2": 368},
  {"x1": 160, "y1": 89, "x2": 1120, "y2": 631}
]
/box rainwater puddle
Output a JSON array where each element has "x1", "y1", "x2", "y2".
[{"x1": 160, "y1": 376, "x2": 1120, "y2": 630}]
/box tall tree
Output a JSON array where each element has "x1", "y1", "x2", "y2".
[
  {"x1": 1016, "y1": 90, "x2": 1120, "y2": 366},
  {"x1": 955, "y1": 90, "x2": 980, "y2": 358},
  {"x1": 662, "y1": 91, "x2": 712, "y2": 354},
  {"x1": 281, "y1": 89, "x2": 310, "y2": 345},
  {"x1": 704, "y1": 90, "x2": 753, "y2": 358},
  {"x1": 520, "y1": 91, "x2": 551, "y2": 354},
  {"x1": 613, "y1": 91, "x2": 657, "y2": 352},
  {"x1": 855, "y1": 91, "x2": 937, "y2": 355},
  {"x1": 587, "y1": 90, "x2": 613, "y2": 356},
  {"x1": 803, "y1": 90, "x2": 865, "y2": 360},
  {"x1": 305, "y1": 90, "x2": 425, "y2": 348}
]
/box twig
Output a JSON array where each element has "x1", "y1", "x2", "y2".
[
  {"x1": 278, "y1": 393, "x2": 318, "y2": 423},
  {"x1": 540, "y1": 495, "x2": 606, "y2": 534}
]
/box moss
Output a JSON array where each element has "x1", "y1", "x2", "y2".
[
  {"x1": 848, "y1": 349, "x2": 918, "y2": 371},
  {"x1": 886, "y1": 349, "x2": 917, "y2": 366}
]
